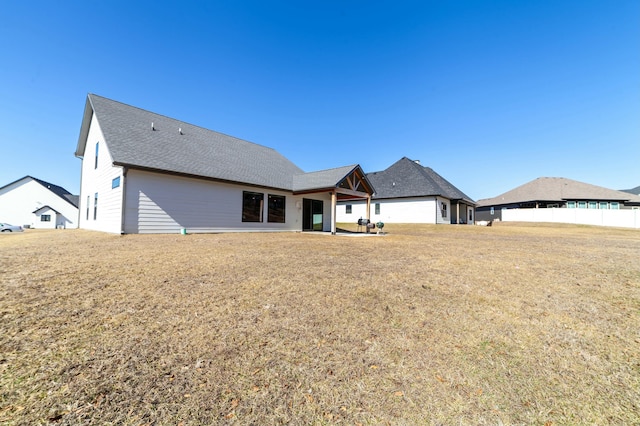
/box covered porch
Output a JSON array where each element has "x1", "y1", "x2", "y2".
[
  {"x1": 450, "y1": 199, "x2": 476, "y2": 225},
  {"x1": 293, "y1": 165, "x2": 374, "y2": 234}
]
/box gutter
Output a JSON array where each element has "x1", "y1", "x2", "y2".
[{"x1": 112, "y1": 162, "x2": 292, "y2": 193}]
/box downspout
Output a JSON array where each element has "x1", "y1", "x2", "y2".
[{"x1": 120, "y1": 167, "x2": 128, "y2": 235}]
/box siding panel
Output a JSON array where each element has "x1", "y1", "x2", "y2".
[{"x1": 124, "y1": 170, "x2": 305, "y2": 234}]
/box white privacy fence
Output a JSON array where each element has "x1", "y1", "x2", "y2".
[{"x1": 501, "y1": 208, "x2": 640, "y2": 229}]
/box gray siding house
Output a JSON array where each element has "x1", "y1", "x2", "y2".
[{"x1": 75, "y1": 94, "x2": 373, "y2": 234}]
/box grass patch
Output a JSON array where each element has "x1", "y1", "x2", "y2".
[{"x1": 1, "y1": 224, "x2": 639, "y2": 424}]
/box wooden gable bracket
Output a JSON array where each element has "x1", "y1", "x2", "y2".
[
  {"x1": 339, "y1": 169, "x2": 369, "y2": 196},
  {"x1": 345, "y1": 175, "x2": 354, "y2": 190},
  {"x1": 331, "y1": 167, "x2": 373, "y2": 235}
]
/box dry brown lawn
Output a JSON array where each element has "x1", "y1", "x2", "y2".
[{"x1": 1, "y1": 223, "x2": 639, "y2": 425}]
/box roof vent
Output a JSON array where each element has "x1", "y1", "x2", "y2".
[
  {"x1": 414, "y1": 160, "x2": 421, "y2": 164},
  {"x1": 179, "y1": 127, "x2": 183, "y2": 135},
  {"x1": 151, "y1": 122, "x2": 156, "y2": 131}
]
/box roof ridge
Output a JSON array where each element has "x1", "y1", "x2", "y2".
[
  {"x1": 364, "y1": 157, "x2": 475, "y2": 203},
  {"x1": 419, "y1": 164, "x2": 476, "y2": 203},
  {"x1": 0, "y1": 175, "x2": 79, "y2": 209},
  {"x1": 476, "y1": 176, "x2": 637, "y2": 207},
  {"x1": 299, "y1": 164, "x2": 358, "y2": 175},
  {"x1": 82, "y1": 94, "x2": 320, "y2": 190},
  {"x1": 30, "y1": 176, "x2": 71, "y2": 194},
  {"x1": 88, "y1": 93, "x2": 281, "y2": 154}
]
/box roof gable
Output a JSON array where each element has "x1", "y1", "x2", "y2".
[
  {"x1": 76, "y1": 94, "x2": 305, "y2": 191},
  {"x1": 476, "y1": 177, "x2": 640, "y2": 207},
  {"x1": 367, "y1": 157, "x2": 475, "y2": 203},
  {"x1": 292, "y1": 164, "x2": 372, "y2": 194},
  {"x1": 33, "y1": 205, "x2": 61, "y2": 214}
]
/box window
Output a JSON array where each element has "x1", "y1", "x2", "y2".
[
  {"x1": 242, "y1": 191, "x2": 263, "y2": 222},
  {"x1": 468, "y1": 209, "x2": 473, "y2": 222},
  {"x1": 94, "y1": 193, "x2": 98, "y2": 220},
  {"x1": 375, "y1": 203, "x2": 380, "y2": 215},
  {"x1": 490, "y1": 207, "x2": 494, "y2": 215},
  {"x1": 610, "y1": 202, "x2": 620, "y2": 210},
  {"x1": 112, "y1": 176, "x2": 121, "y2": 189},
  {"x1": 41, "y1": 214, "x2": 51, "y2": 222},
  {"x1": 86, "y1": 195, "x2": 90, "y2": 220},
  {"x1": 599, "y1": 202, "x2": 608, "y2": 209},
  {"x1": 268, "y1": 194, "x2": 285, "y2": 223},
  {"x1": 588, "y1": 201, "x2": 597, "y2": 209},
  {"x1": 95, "y1": 142, "x2": 99, "y2": 169},
  {"x1": 577, "y1": 201, "x2": 587, "y2": 209},
  {"x1": 345, "y1": 205, "x2": 352, "y2": 214},
  {"x1": 441, "y1": 202, "x2": 447, "y2": 218},
  {"x1": 567, "y1": 201, "x2": 576, "y2": 209}
]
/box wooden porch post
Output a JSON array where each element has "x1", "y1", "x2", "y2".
[
  {"x1": 331, "y1": 191, "x2": 337, "y2": 235},
  {"x1": 366, "y1": 195, "x2": 371, "y2": 222}
]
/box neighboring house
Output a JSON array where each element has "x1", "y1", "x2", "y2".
[
  {"x1": 336, "y1": 157, "x2": 476, "y2": 225},
  {"x1": 621, "y1": 185, "x2": 640, "y2": 196},
  {"x1": 0, "y1": 176, "x2": 79, "y2": 229},
  {"x1": 476, "y1": 177, "x2": 640, "y2": 222},
  {"x1": 75, "y1": 94, "x2": 373, "y2": 234}
]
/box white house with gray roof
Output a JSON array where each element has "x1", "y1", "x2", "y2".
[
  {"x1": 337, "y1": 157, "x2": 476, "y2": 225},
  {"x1": 75, "y1": 94, "x2": 373, "y2": 234},
  {"x1": 0, "y1": 176, "x2": 79, "y2": 229}
]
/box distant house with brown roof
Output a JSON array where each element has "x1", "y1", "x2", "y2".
[{"x1": 476, "y1": 177, "x2": 640, "y2": 222}]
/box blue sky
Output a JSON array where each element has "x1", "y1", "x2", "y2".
[{"x1": 1, "y1": 1, "x2": 638, "y2": 200}]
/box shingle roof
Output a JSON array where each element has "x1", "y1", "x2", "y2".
[
  {"x1": 30, "y1": 177, "x2": 78, "y2": 206},
  {"x1": 621, "y1": 185, "x2": 640, "y2": 196},
  {"x1": 64, "y1": 194, "x2": 80, "y2": 207},
  {"x1": 77, "y1": 94, "x2": 305, "y2": 191},
  {"x1": 366, "y1": 157, "x2": 475, "y2": 204},
  {"x1": 0, "y1": 176, "x2": 79, "y2": 208},
  {"x1": 293, "y1": 165, "x2": 360, "y2": 192},
  {"x1": 476, "y1": 177, "x2": 640, "y2": 207}
]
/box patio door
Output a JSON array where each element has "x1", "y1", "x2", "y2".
[{"x1": 302, "y1": 199, "x2": 323, "y2": 231}]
